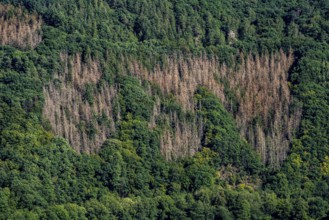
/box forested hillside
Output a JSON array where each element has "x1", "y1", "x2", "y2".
[{"x1": 1, "y1": 0, "x2": 329, "y2": 219}]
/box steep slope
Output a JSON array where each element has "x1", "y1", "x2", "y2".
[{"x1": 1, "y1": 0, "x2": 329, "y2": 219}]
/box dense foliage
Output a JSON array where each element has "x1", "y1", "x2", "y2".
[{"x1": 1, "y1": 0, "x2": 329, "y2": 219}]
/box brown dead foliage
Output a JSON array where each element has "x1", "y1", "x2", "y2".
[
  {"x1": 129, "y1": 50, "x2": 301, "y2": 166},
  {"x1": 43, "y1": 54, "x2": 116, "y2": 153},
  {"x1": 0, "y1": 4, "x2": 42, "y2": 48}
]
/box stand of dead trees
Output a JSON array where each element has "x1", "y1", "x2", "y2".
[
  {"x1": 129, "y1": 50, "x2": 301, "y2": 166},
  {"x1": 43, "y1": 53, "x2": 116, "y2": 153},
  {"x1": 0, "y1": 4, "x2": 42, "y2": 48},
  {"x1": 43, "y1": 50, "x2": 301, "y2": 166}
]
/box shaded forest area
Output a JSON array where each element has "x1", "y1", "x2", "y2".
[{"x1": 1, "y1": 0, "x2": 329, "y2": 219}]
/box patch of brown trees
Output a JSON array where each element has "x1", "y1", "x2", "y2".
[{"x1": 0, "y1": 4, "x2": 42, "y2": 48}]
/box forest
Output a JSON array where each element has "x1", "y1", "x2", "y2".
[{"x1": 0, "y1": 0, "x2": 329, "y2": 219}]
